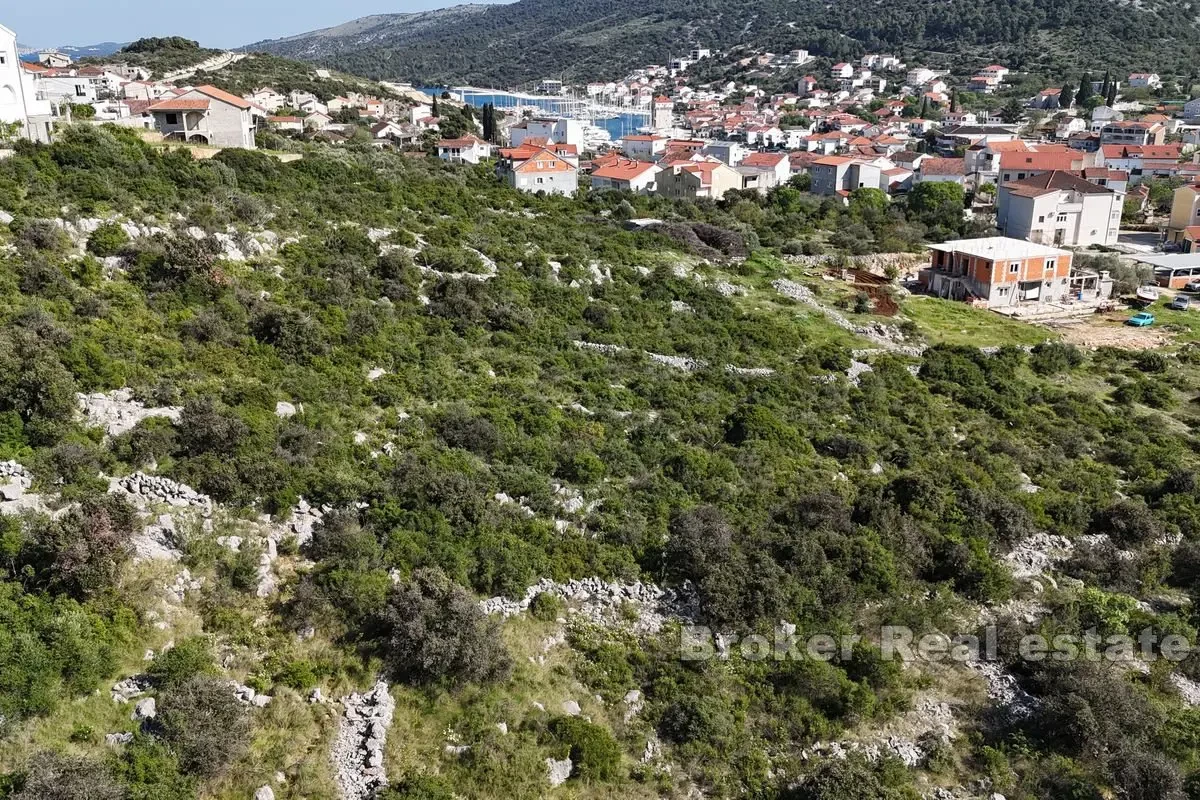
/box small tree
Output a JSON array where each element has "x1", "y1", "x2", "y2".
[
  {"x1": 383, "y1": 568, "x2": 512, "y2": 686},
  {"x1": 1059, "y1": 82, "x2": 1074, "y2": 109},
  {"x1": 86, "y1": 222, "x2": 129, "y2": 257},
  {"x1": 1076, "y1": 72, "x2": 1094, "y2": 106},
  {"x1": 157, "y1": 676, "x2": 250, "y2": 777}
]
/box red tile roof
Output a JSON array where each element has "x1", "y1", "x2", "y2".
[
  {"x1": 741, "y1": 152, "x2": 788, "y2": 168},
  {"x1": 149, "y1": 98, "x2": 211, "y2": 112},
  {"x1": 194, "y1": 85, "x2": 252, "y2": 110},
  {"x1": 920, "y1": 157, "x2": 966, "y2": 176},
  {"x1": 592, "y1": 159, "x2": 659, "y2": 180}
]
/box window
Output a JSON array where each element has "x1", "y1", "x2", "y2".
[
  {"x1": 165, "y1": 113, "x2": 178, "y2": 125},
  {"x1": 0, "y1": 55, "x2": 6, "y2": 65},
  {"x1": 1056, "y1": 213, "x2": 1068, "y2": 223},
  {"x1": 1045, "y1": 259, "x2": 1056, "y2": 272},
  {"x1": 1038, "y1": 215, "x2": 1045, "y2": 223},
  {"x1": 75, "y1": 85, "x2": 86, "y2": 97},
  {"x1": 1009, "y1": 261, "x2": 1020, "y2": 274}
]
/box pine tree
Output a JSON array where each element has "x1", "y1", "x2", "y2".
[
  {"x1": 949, "y1": 89, "x2": 959, "y2": 112},
  {"x1": 432, "y1": 96, "x2": 440, "y2": 118},
  {"x1": 1075, "y1": 72, "x2": 1093, "y2": 106},
  {"x1": 918, "y1": 95, "x2": 928, "y2": 117},
  {"x1": 1059, "y1": 82, "x2": 1073, "y2": 109},
  {"x1": 1106, "y1": 83, "x2": 1118, "y2": 107},
  {"x1": 1100, "y1": 70, "x2": 1111, "y2": 99}
]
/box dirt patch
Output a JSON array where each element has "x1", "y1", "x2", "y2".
[{"x1": 1051, "y1": 315, "x2": 1171, "y2": 350}]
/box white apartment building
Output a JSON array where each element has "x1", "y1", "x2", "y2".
[
  {"x1": 996, "y1": 171, "x2": 1123, "y2": 247},
  {"x1": 0, "y1": 23, "x2": 56, "y2": 142}
]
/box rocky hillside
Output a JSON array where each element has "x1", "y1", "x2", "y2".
[
  {"x1": 245, "y1": 0, "x2": 1200, "y2": 86},
  {"x1": 3, "y1": 124, "x2": 1200, "y2": 800}
]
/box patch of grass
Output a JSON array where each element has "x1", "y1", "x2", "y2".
[
  {"x1": 1151, "y1": 304, "x2": 1200, "y2": 345},
  {"x1": 902, "y1": 296, "x2": 1056, "y2": 348}
]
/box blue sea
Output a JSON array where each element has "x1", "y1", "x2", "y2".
[{"x1": 425, "y1": 87, "x2": 650, "y2": 141}]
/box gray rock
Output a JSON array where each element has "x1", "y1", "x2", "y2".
[
  {"x1": 546, "y1": 757, "x2": 573, "y2": 787},
  {"x1": 105, "y1": 732, "x2": 134, "y2": 747},
  {"x1": 254, "y1": 787, "x2": 275, "y2": 800},
  {"x1": 561, "y1": 700, "x2": 581, "y2": 716},
  {"x1": 331, "y1": 680, "x2": 395, "y2": 799},
  {"x1": 79, "y1": 390, "x2": 181, "y2": 437},
  {"x1": 275, "y1": 401, "x2": 299, "y2": 418},
  {"x1": 132, "y1": 696, "x2": 156, "y2": 721}
]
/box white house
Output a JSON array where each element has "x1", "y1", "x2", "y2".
[
  {"x1": 437, "y1": 134, "x2": 493, "y2": 164},
  {"x1": 247, "y1": 88, "x2": 286, "y2": 113},
  {"x1": 996, "y1": 170, "x2": 1123, "y2": 247},
  {"x1": 511, "y1": 117, "x2": 584, "y2": 149},
  {"x1": 36, "y1": 73, "x2": 96, "y2": 104},
  {"x1": 590, "y1": 158, "x2": 661, "y2": 193},
  {"x1": 0, "y1": 24, "x2": 56, "y2": 142},
  {"x1": 1127, "y1": 73, "x2": 1161, "y2": 90},
  {"x1": 497, "y1": 144, "x2": 579, "y2": 196},
  {"x1": 620, "y1": 133, "x2": 669, "y2": 160}
]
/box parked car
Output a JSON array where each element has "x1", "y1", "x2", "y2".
[
  {"x1": 1185, "y1": 279, "x2": 1200, "y2": 292},
  {"x1": 1127, "y1": 312, "x2": 1156, "y2": 327},
  {"x1": 1171, "y1": 295, "x2": 1192, "y2": 311}
]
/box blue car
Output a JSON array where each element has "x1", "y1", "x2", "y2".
[{"x1": 1127, "y1": 312, "x2": 1155, "y2": 327}]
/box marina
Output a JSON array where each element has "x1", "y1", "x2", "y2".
[{"x1": 444, "y1": 87, "x2": 651, "y2": 144}]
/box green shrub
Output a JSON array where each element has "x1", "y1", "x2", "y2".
[
  {"x1": 529, "y1": 591, "x2": 565, "y2": 622},
  {"x1": 146, "y1": 637, "x2": 216, "y2": 689},
  {"x1": 548, "y1": 716, "x2": 622, "y2": 782},
  {"x1": 86, "y1": 222, "x2": 129, "y2": 258}
]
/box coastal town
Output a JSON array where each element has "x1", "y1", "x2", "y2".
[
  {"x1": 6, "y1": 20, "x2": 1199, "y2": 326},
  {"x1": 9, "y1": 4, "x2": 1200, "y2": 799}
]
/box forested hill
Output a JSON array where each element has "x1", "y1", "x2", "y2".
[{"x1": 245, "y1": 0, "x2": 1200, "y2": 86}]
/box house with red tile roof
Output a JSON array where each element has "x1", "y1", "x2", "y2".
[
  {"x1": 267, "y1": 115, "x2": 304, "y2": 133},
  {"x1": 658, "y1": 158, "x2": 742, "y2": 201},
  {"x1": 740, "y1": 151, "x2": 791, "y2": 185},
  {"x1": 1102, "y1": 143, "x2": 1186, "y2": 182},
  {"x1": 497, "y1": 145, "x2": 579, "y2": 197},
  {"x1": 437, "y1": 134, "x2": 494, "y2": 165},
  {"x1": 149, "y1": 84, "x2": 256, "y2": 148},
  {"x1": 915, "y1": 157, "x2": 969, "y2": 187},
  {"x1": 590, "y1": 158, "x2": 662, "y2": 193},
  {"x1": 998, "y1": 150, "x2": 1092, "y2": 183}
]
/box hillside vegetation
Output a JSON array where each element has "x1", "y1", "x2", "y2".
[
  {"x1": 0, "y1": 126, "x2": 1199, "y2": 799},
  {"x1": 247, "y1": 0, "x2": 1200, "y2": 86}
]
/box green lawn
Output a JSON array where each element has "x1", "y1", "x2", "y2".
[
  {"x1": 901, "y1": 296, "x2": 1057, "y2": 348},
  {"x1": 1149, "y1": 303, "x2": 1200, "y2": 345}
]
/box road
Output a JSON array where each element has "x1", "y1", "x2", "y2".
[
  {"x1": 1116, "y1": 230, "x2": 1164, "y2": 254},
  {"x1": 161, "y1": 51, "x2": 248, "y2": 82}
]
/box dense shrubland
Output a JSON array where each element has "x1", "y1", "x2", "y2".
[{"x1": 0, "y1": 125, "x2": 1198, "y2": 798}]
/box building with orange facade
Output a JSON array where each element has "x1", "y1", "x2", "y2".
[{"x1": 921, "y1": 237, "x2": 1080, "y2": 308}]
